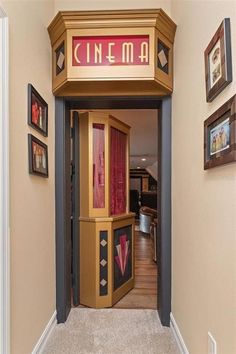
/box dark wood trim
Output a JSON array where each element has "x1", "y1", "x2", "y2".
[
  {"x1": 65, "y1": 96, "x2": 162, "y2": 110},
  {"x1": 55, "y1": 97, "x2": 72, "y2": 323},
  {"x1": 204, "y1": 18, "x2": 232, "y2": 102},
  {"x1": 55, "y1": 96, "x2": 171, "y2": 326},
  {"x1": 72, "y1": 111, "x2": 80, "y2": 306},
  {"x1": 204, "y1": 94, "x2": 236, "y2": 170},
  {"x1": 157, "y1": 96, "x2": 171, "y2": 326}
]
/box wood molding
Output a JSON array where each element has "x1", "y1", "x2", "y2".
[
  {"x1": 170, "y1": 313, "x2": 190, "y2": 354},
  {"x1": 48, "y1": 9, "x2": 176, "y2": 46},
  {"x1": 31, "y1": 311, "x2": 57, "y2": 354},
  {"x1": 53, "y1": 80, "x2": 170, "y2": 97},
  {"x1": 0, "y1": 10, "x2": 10, "y2": 354}
]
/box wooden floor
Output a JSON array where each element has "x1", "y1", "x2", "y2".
[{"x1": 113, "y1": 226, "x2": 158, "y2": 309}]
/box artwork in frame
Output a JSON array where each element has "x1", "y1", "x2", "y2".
[
  {"x1": 28, "y1": 84, "x2": 48, "y2": 136},
  {"x1": 204, "y1": 95, "x2": 236, "y2": 170},
  {"x1": 204, "y1": 18, "x2": 232, "y2": 102},
  {"x1": 28, "y1": 134, "x2": 49, "y2": 177},
  {"x1": 113, "y1": 225, "x2": 132, "y2": 291}
]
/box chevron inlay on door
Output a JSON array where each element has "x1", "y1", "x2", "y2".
[{"x1": 113, "y1": 226, "x2": 157, "y2": 309}]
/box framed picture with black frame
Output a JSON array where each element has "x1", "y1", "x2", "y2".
[
  {"x1": 204, "y1": 18, "x2": 232, "y2": 102},
  {"x1": 28, "y1": 134, "x2": 49, "y2": 177},
  {"x1": 28, "y1": 84, "x2": 48, "y2": 136},
  {"x1": 204, "y1": 95, "x2": 236, "y2": 169}
]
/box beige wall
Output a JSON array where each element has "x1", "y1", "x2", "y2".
[
  {"x1": 1, "y1": 1, "x2": 55, "y2": 353},
  {"x1": 54, "y1": 0, "x2": 171, "y2": 16},
  {"x1": 171, "y1": 1, "x2": 236, "y2": 353},
  {"x1": 2, "y1": 0, "x2": 236, "y2": 353},
  {"x1": 0, "y1": 1, "x2": 171, "y2": 353}
]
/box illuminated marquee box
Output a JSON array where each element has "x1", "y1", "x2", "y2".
[
  {"x1": 72, "y1": 35, "x2": 149, "y2": 66},
  {"x1": 48, "y1": 10, "x2": 176, "y2": 96}
]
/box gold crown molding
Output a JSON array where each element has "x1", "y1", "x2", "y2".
[{"x1": 48, "y1": 9, "x2": 176, "y2": 46}]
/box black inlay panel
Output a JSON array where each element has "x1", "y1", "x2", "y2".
[
  {"x1": 99, "y1": 231, "x2": 108, "y2": 296},
  {"x1": 114, "y1": 225, "x2": 132, "y2": 291},
  {"x1": 56, "y1": 42, "x2": 65, "y2": 76},
  {"x1": 157, "y1": 40, "x2": 169, "y2": 74}
]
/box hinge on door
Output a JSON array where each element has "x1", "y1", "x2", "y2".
[
  {"x1": 70, "y1": 127, "x2": 74, "y2": 138},
  {"x1": 70, "y1": 163, "x2": 75, "y2": 177}
]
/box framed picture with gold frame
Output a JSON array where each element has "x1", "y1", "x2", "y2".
[
  {"x1": 204, "y1": 95, "x2": 236, "y2": 169},
  {"x1": 204, "y1": 18, "x2": 232, "y2": 102}
]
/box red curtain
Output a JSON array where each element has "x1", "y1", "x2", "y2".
[
  {"x1": 110, "y1": 127, "x2": 127, "y2": 215},
  {"x1": 93, "y1": 124, "x2": 105, "y2": 208}
]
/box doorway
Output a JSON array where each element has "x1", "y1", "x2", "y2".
[
  {"x1": 74, "y1": 108, "x2": 158, "y2": 310},
  {"x1": 55, "y1": 96, "x2": 171, "y2": 326}
]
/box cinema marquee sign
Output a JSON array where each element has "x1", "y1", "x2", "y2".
[
  {"x1": 72, "y1": 35, "x2": 149, "y2": 66},
  {"x1": 48, "y1": 10, "x2": 176, "y2": 96}
]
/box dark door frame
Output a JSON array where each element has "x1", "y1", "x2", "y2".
[{"x1": 55, "y1": 95, "x2": 171, "y2": 326}]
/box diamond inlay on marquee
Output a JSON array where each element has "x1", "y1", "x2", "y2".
[
  {"x1": 55, "y1": 41, "x2": 65, "y2": 76},
  {"x1": 157, "y1": 39, "x2": 169, "y2": 74},
  {"x1": 100, "y1": 239, "x2": 107, "y2": 247},
  {"x1": 158, "y1": 49, "x2": 168, "y2": 68},
  {"x1": 100, "y1": 279, "x2": 107, "y2": 287},
  {"x1": 57, "y1": 51, "x2": 65, "y2": 69},
  {"x1": 100, "y1": 259, "x2": 107, "y2": 267}
]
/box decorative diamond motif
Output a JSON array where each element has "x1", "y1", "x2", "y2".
[
  {"x1": 100, "y1": 259, "x2": 107, "y2": 267},
  {"x1": 100, "y1": 279, "x2": 107, "y2": 287},
  {"x1": 57, "y1": 51, "x2": 65, "y2": 69},
  {"x1": 100, "y1": 239, "x2": 107, "y2": 247},
  {"x1": 158, "y1": 49, "x2": 168, "y2": 68}
]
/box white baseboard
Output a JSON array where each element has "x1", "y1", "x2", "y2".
[
  {"x1": 170, "y1": 313, "x2": 189, "y2": 354},
  {"x1": 31, "y1": 311, "x2": 56, "y2": 354}
]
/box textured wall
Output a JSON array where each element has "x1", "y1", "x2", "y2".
[{"x1": 171, "y1": 1, "x2": 236, "y2": 353}]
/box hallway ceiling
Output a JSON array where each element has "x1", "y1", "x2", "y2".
[{"x1": 100, "y1": 109, "x2": 158, "y2": 169}]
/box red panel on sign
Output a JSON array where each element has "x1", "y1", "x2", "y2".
[{"x1": 72, "y1": 35, "x2": 149, "y2": 66}]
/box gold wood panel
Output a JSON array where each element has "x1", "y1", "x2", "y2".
[
  {"x1": 88, "y1": 112, "x2": 109, "y2": 218},
  {"x1": 48, "y1": 9, "x2": 176, "y2": 97},
  {"x1": 53, "y1": 79, "x2": 170, "y2": 96},
  {"x1": 80, "y1": 221, "x2": 97, "y2": 307},
  {"x1": 79, "y1": 113, "x2": 90, "y2": 217},
  {"x1": 113, "y1": 278, "x2": 135, "y2": 305},
  {"x1": 79, "y1": 212, "x2": 136, "y2": 223},
  {"x1": 79, "y1": 111, "x2": 132, "y2": 218},
  {"x1": 109, "y1": 114, "x2": 131, "y2": 132},
  {"x1": 79, "y1": 215, "x2": 135, "y2": 308},
  {"x1": 155, "y1": 29, "x2": 173, "y2": 90}
]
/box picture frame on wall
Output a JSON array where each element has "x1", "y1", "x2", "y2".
[
  {"x1": 204, "y1": 18, "x2": 232, "y2": 102},
  {"x1": 28, "y1": 134, "x2": 49, "y2": 177},
  {"x1": 28, "y1": 84, "x2": 48, "y2": 136},
  {"x1": 204, "y1": 95, "x2": 236, "y2": 170}
]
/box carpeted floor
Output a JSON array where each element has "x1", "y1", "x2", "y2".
[{"x1": 42, "y1": 308, "x2": 180, "y2": 354}]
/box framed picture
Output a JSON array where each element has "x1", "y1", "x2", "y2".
[
  {"x1": 204, "y1": 95, "x2": 236, "y2": 170},
  {"x1": 28, "y1": 134, "x2": 49, "y2": 177},
  {"x1": 28, "y1": 84, "x2": 48, "y2": 136},
  {"x1": 204, "y1": 18, "x2": 232, "y2": 102}
]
